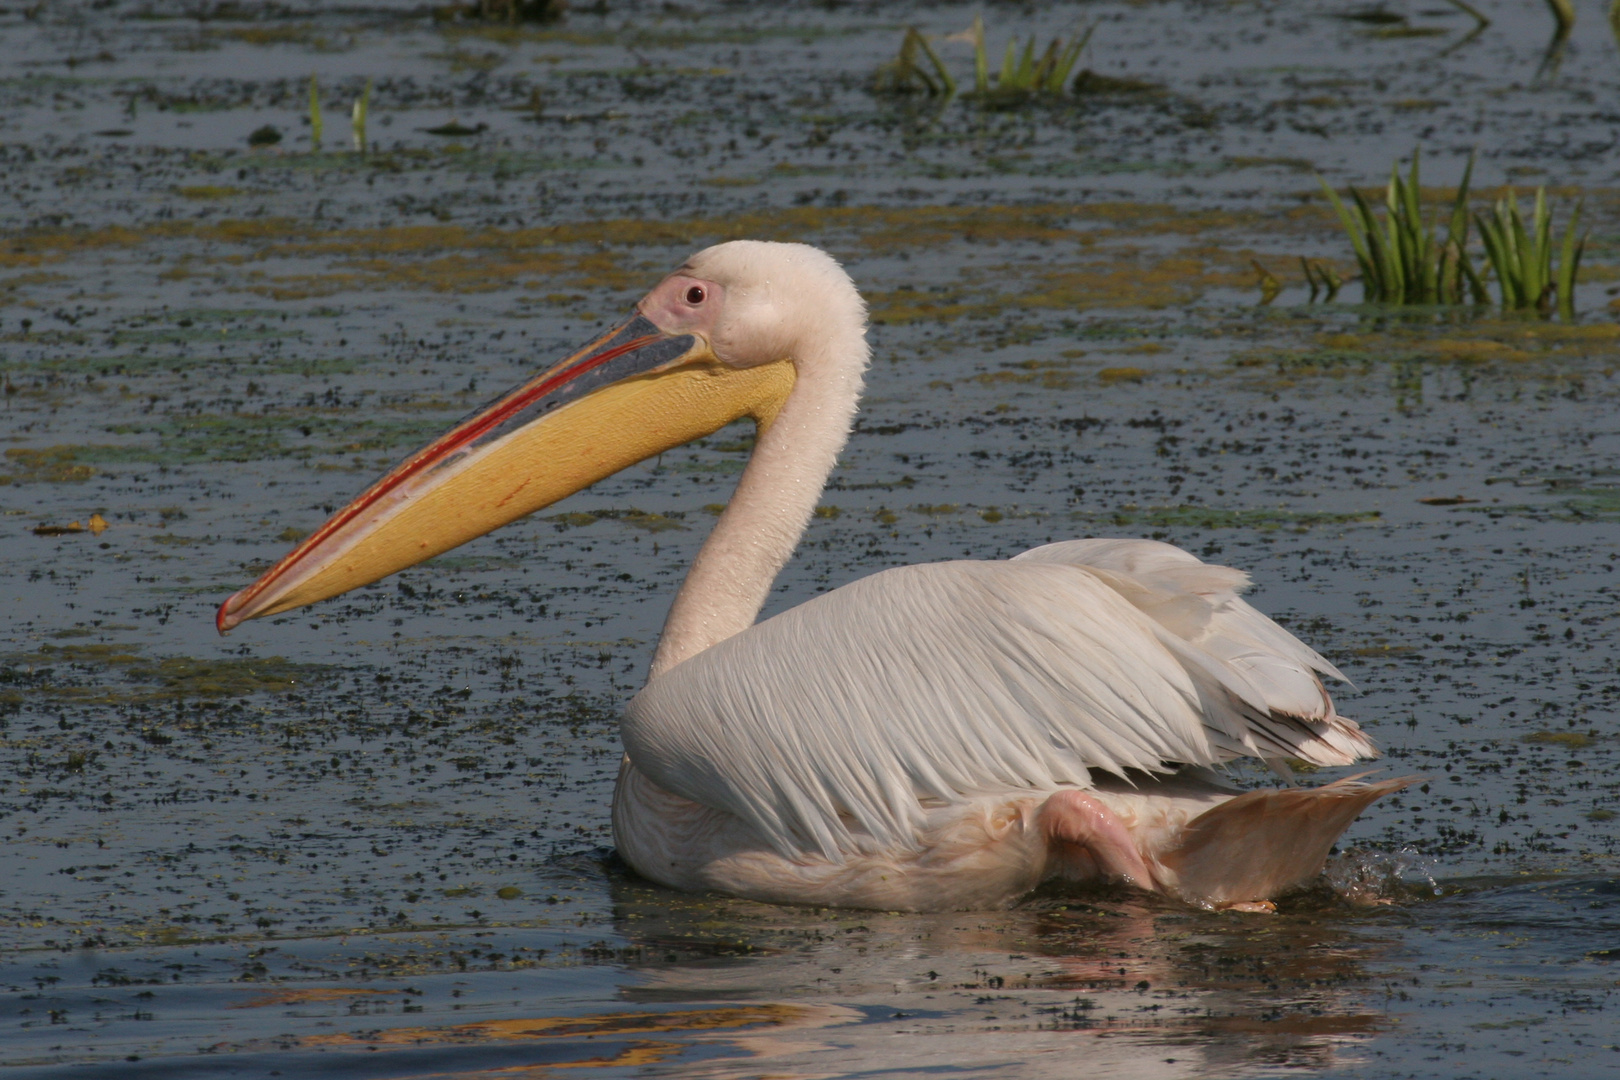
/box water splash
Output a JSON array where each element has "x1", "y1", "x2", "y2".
[{"x1": 1324, "y1": 847, "x2": 1443, "y2": 905}]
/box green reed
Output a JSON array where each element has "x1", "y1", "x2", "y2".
[
  {"x1": 308, "y1": 76, "x2": 322, "y2": 153},
  {"x1": 1318, "y1": 150, "x2": 1487, "y2": 305},
  {"x1": 1475, "y1": 187, "x2": 1585, "y2": 318},
  {"x1": 972, "y1": 16, "x2": 1092, "y2": 99},
  {"x1": 875, "y1": 16, "x2": 1093, "y2": 103},
  {"x1": 873, "y1": 27, "x2": 956, "y2": 98}
]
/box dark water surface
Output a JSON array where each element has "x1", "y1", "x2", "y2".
[{"x1": 3, "y1": 1, "x2": 1619, "y2": 1075}]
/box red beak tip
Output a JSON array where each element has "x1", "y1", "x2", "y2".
[{"x1": 216, "y1": 598, "x2": 241, "y2": 636}]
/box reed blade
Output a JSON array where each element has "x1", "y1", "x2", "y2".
[
  {"x1": 1474, "y1": 208, "x2": 1509, "y2": 307},
  {"x1": 972, "y1": 15, "x2": 989, "y2": 94},
  {"x1": 1351, "y1": 185, "x2": 1394, "y2": 300},
  {"x1": 1532, "y1": 187, "x2": 1553, "y2": 299},
  {"x1": 1031, "y1": 38, "x2": 1060, "y2": 91},
  {"x1": 1015, "y1": 36, "x2": 1037, "y2": 86},
  {"x1": 308, "y1": 76, "x2": 322, "y2": 153},
  {"x1": 1555, "y1": 200, "x2": 1584, "y2": 319},
  {"x1": 1053, "y1": 24, "x2": 1093, "y2": 92},
  {"x1": 916, "y1": 29, "x2": 956, "y2": 97},
  {"x1": 1319, "y1": 177, "x2": 1379, "y2": 294},
  {"x1": 1445, "y1": 151, "x2": 1475, "y2": 249}
]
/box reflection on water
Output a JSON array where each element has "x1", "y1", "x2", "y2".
[
  {"x1": 5, "y1": 855, "x2": 1619, "y2": 1076},
  {"x1": 3, "y1": 860, "x2": 1402, "y2": 1078},
  {"x1": 605, "y1": 873, "x2": 1402, "y2": 1078}
]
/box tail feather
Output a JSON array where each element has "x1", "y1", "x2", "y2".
[{"x1": 1157, "y1": 774, "x2": 1414, "y2": 907}]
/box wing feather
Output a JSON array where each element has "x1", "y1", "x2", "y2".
[
  {"x1": 623, "y1": 542, "x2": 1376, "y2": 862},
  {"x1": 1015, "y1": 539, "x2": 1372, "y2": 762}
]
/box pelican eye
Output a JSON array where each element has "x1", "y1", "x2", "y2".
[{"x1": 685, "y1": 285, "x2": 705, "y2": 304}]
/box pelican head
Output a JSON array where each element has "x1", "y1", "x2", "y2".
[{"x1": 216, "y1": 240, "x2": 868, "y2": 634}]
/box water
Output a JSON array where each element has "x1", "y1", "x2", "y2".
[{"x1": 2, "y1": 1, "x2": 1618, "y2": 1075}]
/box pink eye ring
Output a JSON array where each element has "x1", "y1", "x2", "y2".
[{"x1": 685, "y1": 285, "x2": 705, "y2": 304}]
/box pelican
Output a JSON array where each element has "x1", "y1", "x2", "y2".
[{"x1": 218, "y1": 241, "x2": 1407, "y2": 913}]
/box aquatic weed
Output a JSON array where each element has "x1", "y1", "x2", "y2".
[
  {"x1": 1544, "y1": 0, "x2": 1575, "y2": 40},
  {"x1": 1250, "y1": 259, "x2": 1281, "y2": 305},
  {"x1": 1536, "y1": 0, "x2": 1576, "y2": 73},
  {"x1": 874, "y1": 16, "x2": 1092, "y2": 105},
  {"x1": 1318, "y1": 150, "x2": 1487, "y2": 306},
  {"x1": 972, "y1": 16, "x2": 1092, "y2": 102},
  {"x1": 1441, "y1": 0, "x2": 1491, "y2": 48},
  {"x1": 1474, "y1": 187, "x2": 1585, "y2": 319},
  {"x1": 433, "y1": 0, "x2": 565, "y2": 24},
  {"x1": 873, "y1": 28, "x2": 955, "y2": 98},
  {"x1": 1300, "y1": 256, "x2": 1343, "y2": 301},
  {"x1": 308, "y1": 76, "x2": 322, "y2": 153},
  {"x1": 1, "y1": 445, "x2": 95, "y2": 484}
]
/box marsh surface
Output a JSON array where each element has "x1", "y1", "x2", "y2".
[{"x1": 2, "y1": 1, "x2": 1619, "y2": 1075}]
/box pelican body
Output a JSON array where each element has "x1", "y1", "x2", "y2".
[{"x1": 219, "y1": 242, "x2": 1405, "y2": 912}]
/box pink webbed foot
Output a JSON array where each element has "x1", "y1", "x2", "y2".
[
  {"x1": 1218, "y1": 900, "x2": 1276, "y2": 914},
  {"x1": 1038, "y1": 789, "x2": 1159, "y2": 891}
]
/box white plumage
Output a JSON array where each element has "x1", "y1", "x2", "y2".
[{"x1": 625, "y1": 541, "x2": 1373, "y2": 865}]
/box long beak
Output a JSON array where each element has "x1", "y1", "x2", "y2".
[{"x1": 217, "y1": 312, "x2": 795, "y2": 633}]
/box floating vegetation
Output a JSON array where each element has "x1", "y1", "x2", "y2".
[
  {"x1": 176, "y1": 184, "x2": 242, "y2": 199},
  {"x1": 1086, "y1": 505, "x2": 1381, "y2": 531},
  {"x1": 1474, "y1": 187, "x2": 1585, "y2": 319},
  {"x1": 544, "y1": 509, "x2": 688, "y2": 533},
  {"x1": 421, "y1": 120, "x2": 490, "y2": 137},
  {"x1": 432, "y1": 0, "x2": 565, "y2": 23},
  {"x1": 33, "y1": 518, "x2": 97, "y2": 536},
  {"x1": 247, "y1": 124, "x2": 282, "y2": 148},
  {"x1": 0, "y1": 645, "x2": 322, "y2": 706},
  {"x1": 874, "y1": 17, "x2": 1092, "y2": 104},
  {"x1": 1318, "y1": 150, "x2": 1486, "y2": 306},
  {"x1": 1475, "y1": 484, "x2": 1620, "y2": 524},
  {"x1": 1071, "y1": 71, "x2": 1162, "y2": 96},
  {"x1": 1524, "y1": 729, "x2": 1592, "y2": 749},
  {"x1": 1337, "y1": 8, "x2": 1409, "y2": 25},
  {"x1": 2, "y1": 445, "x2": 96, "y2": 484}
]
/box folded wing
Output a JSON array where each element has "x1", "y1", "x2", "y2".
[{"x1": 624, "y1": 540, "x2": 1374, "y2": 862}]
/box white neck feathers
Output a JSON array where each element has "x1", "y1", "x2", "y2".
[{"x1": 650, "y1": 316, "x2": 867, "y2": 678}]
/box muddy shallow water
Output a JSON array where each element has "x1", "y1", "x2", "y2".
[{"x1": 2, "y1": 0, "x2": 1619, "y2": 1076}]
